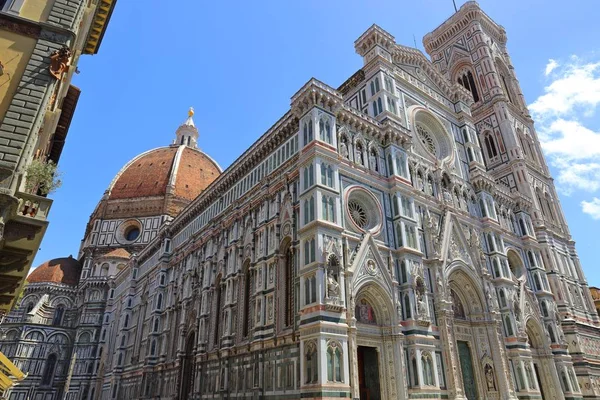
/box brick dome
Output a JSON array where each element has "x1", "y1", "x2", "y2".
[
  {"x1": 107, "y1": 145, "x2": 221, "y2": 202},
  {"x1": 27, "y1": 256, "x2": 81, "y2": 286}
]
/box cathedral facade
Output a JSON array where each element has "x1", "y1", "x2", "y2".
[{"x1": 2, "y1": 2, "x2": 600, "y2": 400}]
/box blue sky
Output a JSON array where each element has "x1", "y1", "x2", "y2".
[{"x1": 34, "y1": 0, "x2": 600, "y2": 285}]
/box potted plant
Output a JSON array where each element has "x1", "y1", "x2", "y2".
[{"x1": 24, "y1": 159, "x2": 62, "y2": 196}]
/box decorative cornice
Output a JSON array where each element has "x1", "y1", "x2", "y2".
[
  {"x1": 354, "y1": 24, "x2": 396, "y2": 57},
  {"x1": 423, "y1": 1, "x2": 507, "y2": 54},
  {"x1": 290, "y1": 78, "x2": 343, "y2": 117}
]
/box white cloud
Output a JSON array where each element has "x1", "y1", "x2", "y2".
[
  {"x1": 529, "y1": 57, "x2": 600, "y2": 121},
  {"x1": 540, "y1": 119, "x2": 600, "y2": 160},
  {"x1": 581, "y1": 198, "x2": 600, "y2": 219},
  {"x1": 545, "y1": 59, "x2": 559, "y2": 76},
  {"x1": 529, "y1": 56, "x2": 600, "y2": 214}
]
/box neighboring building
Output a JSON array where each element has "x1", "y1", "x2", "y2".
[
  {"x1": 0, "y1": 0, "x2": 117, "y2": 317},
  {"x1": 2, "y1": 2, "x2": 600, "y2": 400},
  {"x1": 590, "y1": 287, "x2": 600, "y2": 316}
]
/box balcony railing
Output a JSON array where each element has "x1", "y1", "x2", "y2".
[{"x1": 15, "y1": 191, "x2": 52, "y2": 222}]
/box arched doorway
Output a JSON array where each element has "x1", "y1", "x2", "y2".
[
  {"x1": 351, "y1": 283, "x2": 400, "y2": 400},
  {"x1": 448, "y1": 269, "x2": 492, "y2": 400},
  {"x1": 179, "y1": 332, "x2": 196, "y2": 399}
]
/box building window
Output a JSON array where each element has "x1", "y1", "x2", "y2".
[
  {"x1": 457, "y1": 71, "x2": 480, "y2": 102},
  {"x1": 499, "y1": 289, "x2": 507, "y2": 308},
  {"x1": 326, "y1": 342, "x2": 343, "y2": 382},
  {"x1": 305, "y1": 342, "x2": 318, "y2": 384},
  {"x1": 304, "y1": 275, "x2": 317, "y2": 305},
  {"x1": 484, "y1": 133, "x2": 498, "y2": 160},
  {"x1": 386, "y1": 96, "x2": 396, "y2": 114},
  {"x1": 156, "y1": 293, "x2": 163, "y2": 310},
  {"x1": 421, "y1": 353, "x2": 435, "y2": 386},
  {"x1": 53, "y1": 305, "x2": 65, "y2": 326},
  {"x1": 322, "y1": 196, "x2": 335, "y2": 222},
  {"x1": 304, "y1": 196, "x2": 315, "y2": 225},
  {"x1": 304, "y1": 238, "x2": 316, "y2": 265},
  {"x1": 505, "y1": 315, "x2": 514, "y2": 336},
  {"x1": 372, "y1": 97, "x2": 383, "y2": 116},
  {"x1": 303, "y1": 120, "x2": 313, "y2": 145},
  {"x1": 303, "y1": 164, "x2": 314, "y2": 190},
  {"x1": 41, "y1": 354, "x2": 58, "y2": 385},
  {"x1": 404, "y1": 294, "x2": 412, "y2": 319},
  {"x1": 412, "y1": 357, "x2": 419, "y2": 386},
  {"x1": 370, "y1": 77, "x2": 380, "y2": 96},
  {"x1": 321, "y1": 164, "x2": 333, "y2": 187},
  {"x1": 319, "y1": 118, "x2": 332, "y2": 143}
]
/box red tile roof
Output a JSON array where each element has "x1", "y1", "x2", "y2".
[{"x1": 27, "y1": 256, "x2": 81, "y2": 286}]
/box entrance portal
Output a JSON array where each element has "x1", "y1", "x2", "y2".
[
  {"x1": 458, "y1": 341, "x2": 478, "y2": 400},
  {"x1": 357, "y1": 346, "x2": 381, "y2": 400}
]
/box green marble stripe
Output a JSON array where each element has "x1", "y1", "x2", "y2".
[{"x1": 299, "y1": 390, "x2": 352, "y2": 398}]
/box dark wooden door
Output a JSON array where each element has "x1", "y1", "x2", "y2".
[{"x1": 358, "y1": 346, "x2": 381, "y2": 400}]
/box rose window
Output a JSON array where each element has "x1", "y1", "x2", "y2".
[
  {"x1": 416, "y1": 124, "x2": 437, "y2": 155},
  {"x1": 348, "y1": 199, "x2": 368, "y2": 229},
  {"x1": 345, "y1": 187, "x2": 383, "y2": 234}
]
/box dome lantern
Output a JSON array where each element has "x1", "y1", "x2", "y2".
[{"x1": 174, "y1": 107, "x2": 199, "y2": 148}]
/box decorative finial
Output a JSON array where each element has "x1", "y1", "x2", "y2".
[{"x1": 188, "y1": 107, "x2": 194, "y2": 118}]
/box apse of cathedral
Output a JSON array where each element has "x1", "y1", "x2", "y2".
[{"x1": 2, "y1": 2, "x2": 600, "y2": 400}]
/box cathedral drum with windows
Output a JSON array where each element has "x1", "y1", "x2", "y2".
[{"x1": 2, "y1": 2, "x2": 600, "y2": 400}]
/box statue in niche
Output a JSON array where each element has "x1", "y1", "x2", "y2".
[
  {"x1": 339, "y1": 137, "x2": 349, "y2": 159},
  {"x1": 369, "y1": 152, "x2": 378, "y2": 171},
  {"x1": 356, "y1": 299, "x2": 377, "y2": 324},
  {"x1": 426, "y1": 178, "x2": 434, "y2": 196},
  {"x1": 485, "y1": 363, "x2": 496, "y2": 390},
  {"x1": 355, "y1": 147, "x2": 364, "y2": 166},
  {"x1": 396, "y1": 298, "x2": 403, "y2": 320},
  {"x1": 417, "y1": 294, "x2": 428, "y2": 319},
  {"x1": 326, "y1": 269, "x2": 340, "y2": 298},
  {"x1": 416, "y1": 173, "x2": 424, "y2": 191}
]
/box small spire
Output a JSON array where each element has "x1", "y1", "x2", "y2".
[
  {"x1": 184, "y1": 106, "x2": 195, "y2": 127},
  {"x1": 174, "y1": 107, "x2": 199, "y2": 148}
]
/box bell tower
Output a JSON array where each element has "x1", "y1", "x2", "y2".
[
  {"x1": 425, "y1": 3, "x2": 600, "y2": 398},
  {"x1": 423, "y1": 1, "x2": 567, "y2": 233}
]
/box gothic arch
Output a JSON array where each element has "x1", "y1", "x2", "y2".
[
  {"x1": 354, "y1": 283, "x2": 395, "y2": 326},
  {"x1": 495, "y1": 58, "x2": 520, "y2": 106},
  {"x1": 447, "y1": 264, "x2": 485, "y2": 315},
  {"x1": 525, "y1": 318, "x2": 550, "y2": 351},
  {"x1": 50, "y1": 295, "x2": 72, "y2": 308}
]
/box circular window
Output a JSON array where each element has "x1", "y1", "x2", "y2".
[
  {"x1": 117, "y1": 220, "x2": 142, "y2": 244},
  {"x1": 348, "y1": 199, "x2": 369, "y2": 229},
  {"x1": 345, "y1": 187, "x2": 383, "y2": 234},
  {"x1": 125, "y1": 226, "x2": 140, "y2": 241},
  {"x1": 411, "y1": 110, "x2": 453, "y2": 162},
  {"x1": 416, "y1": 124, "x2": 437, "y2": 155}
]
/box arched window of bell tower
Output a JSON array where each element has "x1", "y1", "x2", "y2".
[
  {"x1": 456, "y1": 69, "x2": 479, "y2": 103},
  {"x1": 484, "y1": 132, "x2": 498, "y2": 161}
]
